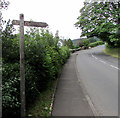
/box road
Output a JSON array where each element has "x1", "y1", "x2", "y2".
[{"x1": 76, "y1": 45, "x2": 119, "y2": 116}]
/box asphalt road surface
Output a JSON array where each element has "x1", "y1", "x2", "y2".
[{"x1": 76, "y1": 45, "x2": 119, "y2": 116}]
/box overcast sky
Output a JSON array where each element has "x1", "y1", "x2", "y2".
[{"x1": 2, "y1": 0, "x2": 84, "y2": 39}]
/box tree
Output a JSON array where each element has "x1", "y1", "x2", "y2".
[
  {"x1": 63, "y1": 38, "x2": 74, "y2": 49},
  {"x1": 75, "y1": 1, "x2": 120, "y2": 47},
  {"x1": 0, "y1": 0, "x2": 10, "y2": 31},
  {"x1": 55, "y1": 30, "x2": 59, "y2": 39}
]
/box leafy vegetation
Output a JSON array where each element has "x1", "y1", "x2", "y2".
[
  {"x1": 27, "y1": 80, "x2": 57, "y2": 117},
  {"x1": 63, "y1": 38, "x2": 74, "y2": 49},
  {"x1": 89, "y1": 41, "x2": 104, "y2": 48},
  {"x1": 2, "y1": 21, "x2": 70, "y2": 117},
  {"x1": 75, "y1": 1, "x2": 120, "y2": 48},
  {"x1": 88, "y1": 36, "x2": 100, "y2": 43},
  {"x1": 104, "y1": 44, "x2": 120, "y2": 58},
  {"x1": 81, "y1": 39, "x2": 90, "y2": 49},
  {"x1": 76, "y1": 38, "x2": 103, "y2": 49}
]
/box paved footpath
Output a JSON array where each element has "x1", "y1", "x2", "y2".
[{"x1": 52, "y1": 53, "x2": 94, "y2": 116}]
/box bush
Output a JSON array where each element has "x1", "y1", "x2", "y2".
[
  {"x1": 104, "y1": 45, "x2": 120, "y2": 58},
  {"x1": 2, "y1": 23, "x2": 70, "y2": 117},
  {"x1": 79, "y1": 39, "x2": 90, "y2": 49},
  {"x1": 59, "y1": 46, "x2": 70, "y2": 63},
  {"x1": 2, "y1": 63, "x2": 20, "y2": 117},
  {"x1": 88, "y1": 36, "x2": 100, "y2": 43},
  {"x1": 83, "y1": 40, "x2": 90, "y2": 49},
  {"x1": 108, "y1": 35, "x2": 120, "y2": 48},
  {"x1": 89, "y1": 41, "x2": 104, "y2": 47}
]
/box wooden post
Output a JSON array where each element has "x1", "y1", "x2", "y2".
[
  {"x1": 20, "y1": 14, "x2": 25, "y2": 118},
  {"x1": 12, "y1": 14, "x2": 48, "y2": 118},
  {"x1": 0, "y1": 71, "x2": 1, "y2": 118}
]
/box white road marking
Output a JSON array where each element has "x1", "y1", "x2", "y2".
[
  {"x1": 92, "y1": 54, "x2": 98, "y2": 59},
  {"x1": 94, "y1": 57, "x2": 98, "y2": 60},
  {"x1": 91, "y1": 53, "x2": 120, "y2": 70},
  {"x1": 99, "y1": 60, "x2": 106, "y2": 64},
  {"x1": 110, "y1": 65, "x2": 120, "y2": 70}
]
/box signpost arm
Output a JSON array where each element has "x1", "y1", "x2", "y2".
[{"x1": 20, "y1": 14, "x2": 25, "y2": 118}]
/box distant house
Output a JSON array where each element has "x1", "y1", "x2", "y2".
[{"x1": 57, "y1": 39, "x2": 64, "y2": 47}]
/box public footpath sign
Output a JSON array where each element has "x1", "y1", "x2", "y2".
[
  {"x1": 12, "y1": 14, "x2": 48, "y2": 118},
  {"x1": 12, "y1": 20, "x2": 48, "y2": 27}
]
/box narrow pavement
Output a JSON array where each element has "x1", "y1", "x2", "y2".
[{"x1": 52, "y1": 53, "x2": 94, "y2": 116}]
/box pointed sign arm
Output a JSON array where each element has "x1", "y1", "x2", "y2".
[{"x1": 12, "y1": 20, "x2": 48, "y2": 27}]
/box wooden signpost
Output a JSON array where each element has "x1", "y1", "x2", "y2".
[
  {"x1": 12, "y1": 14, "x2": 48, "y2": 118},
  {"x1": 12, "y1": 20, "x2": 48, "y2": 27}
]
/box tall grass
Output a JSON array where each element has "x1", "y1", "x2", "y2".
[{"x1": 104, "y1": 46, "x2": 120, "y2": 58}]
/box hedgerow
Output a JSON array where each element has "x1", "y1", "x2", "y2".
[
  {"x1": 2, "y1": 22, "x2": 70, "y2": 117},
  {"x1": 89, "y1": 41, "x2": 104, "y2": 47}
]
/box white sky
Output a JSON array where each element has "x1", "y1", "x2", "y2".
[{"x1": 2, "y1": 0, "x2": 84, "y2": 39}]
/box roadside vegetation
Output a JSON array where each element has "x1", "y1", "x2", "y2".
[
  {"x1": 75, "y1": 1, "x2": 120, "y2": 56},
  {"x1": 65, "y1": 37, "x2": 104, "y2": 53},
  {"x1": 27, "y1": 80, "x2": 57, "y2": 117},
  {"x1": 1, "y1": 1, "x2": 69, "y2": 117},
  {"x1": 2, "y1": 20, "x2": 70, "y2": 117},
  {"x1": 104, "y1": 45, "x2": 120, "y2": 58},
  {"x1": 89, "y1": 41, "x2": 104, "y2": 48}
]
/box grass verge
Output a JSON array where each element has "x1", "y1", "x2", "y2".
[
  {"x1": 26, "y1": 80, "x2": 57, "y2": 117},
  {"x1": 104, "y1": 47, "x2": 120, "y2": 58}
]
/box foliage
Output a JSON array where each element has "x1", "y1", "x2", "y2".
[
  {"x1": 63, "y1": 38, "x2": 74, "y2": 49},
  {"x1": 0, "y1": 0, "x2": 10, "y2": 33},
  {"x1": 0, "y1": 0, "x2": 9, "y2": 9},
  {"x1": 82, "y1": 39, "x2": 90, "y2": 48},
  {"x1": 88, "y1": 36, "x2": 100, "y2": 43},
  {"x1": 2, "y1": 20, "x2": 18, "y2": 63},
  {"x1": 2, "y1": 21, "x2": 70, "y2": 117},
  {"x1": 75, "y1": 1, "x2": 120, "y2": 48},
  {"x1": 108, "y1": 34, "x2": 120, "y2": 48},
  {"x1": 78, "y1": 40, "x2": 84, "y2": 47},
  {"x1": 104, "y1": 45, "x2": 120, "y2": 58},
  {"x1": 72, "y1": 45, "x2": 80, "y2": 49},
  {"x1": 78, "y1": 39, "x2": 90, "y2": 49},
  {"x1": 27, "y1": 80, "x2": 57, "y2": 117},
  {"x1": 2, "y1": 63, "x2": 20, "y2": 117},
  {"x1": 89, "y1": 41, "x2": 104, "y2": 47}
]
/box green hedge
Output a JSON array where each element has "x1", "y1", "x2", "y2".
[
  {"x1": 104, "y1": 45, "x2": 120, "y2": 58},
  {"x1": 2, "y1": 25, "x2": 70, "y2": 117},
  {"x1": 89, "y1": 41, "x2": 104, "y2": 47}
]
